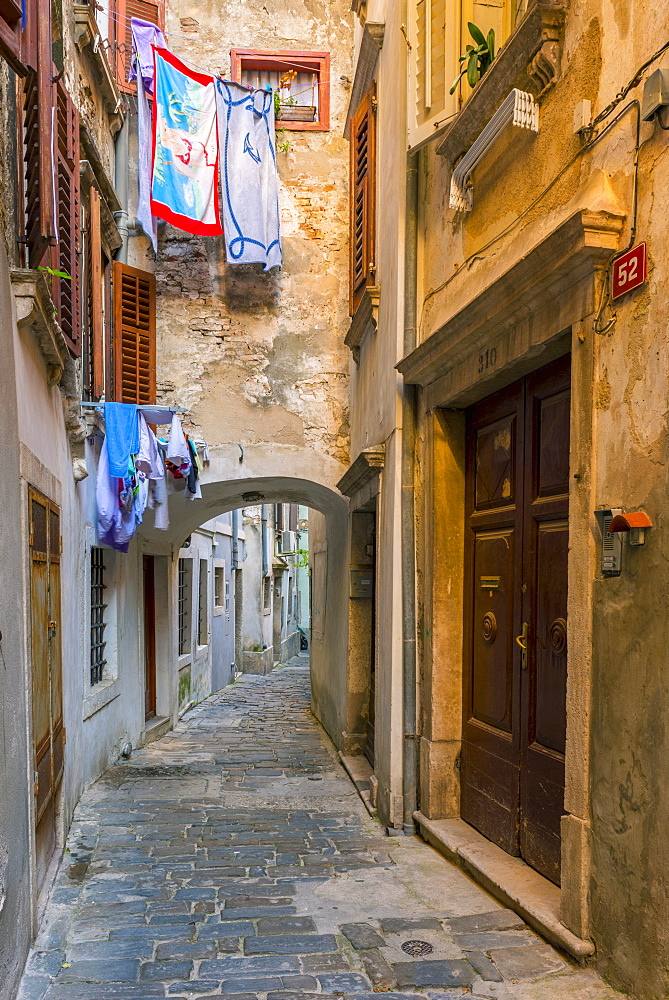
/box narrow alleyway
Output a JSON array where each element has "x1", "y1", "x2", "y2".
[{"x1": 19, "y1": 660, "x2": 620, "y2": 1000}]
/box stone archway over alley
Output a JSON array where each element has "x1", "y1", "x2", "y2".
[{"x1": 19, "y1": 659, "x2": 622, "y2": 1000}]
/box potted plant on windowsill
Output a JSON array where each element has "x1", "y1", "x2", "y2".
[{"x1": 273, "y1": 91, "x2": 315, "y2": 123}]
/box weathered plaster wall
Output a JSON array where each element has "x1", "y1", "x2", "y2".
[
  {"x1": 409, "y1": 0, "x2": 669, "y2": 994},
  {"x1": 0, "y1": 241, "x2": 32, "y2": 1000}
]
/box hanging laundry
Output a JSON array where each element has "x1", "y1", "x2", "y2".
[
  {"x1": 166, "y1": 412, "x2": 191, "y2": 474},
  {"x1": 215, "y1": 80, "x2": 282, "y2": 271},
  {"x1": 131, "y1": 18, "x2": 164, "y2": 252},
  {"x1": 137, "y1": 412, "x2": 164, "y2": 480},
  {"x1": 184, "y1": 437, "x2": 202, "y2": 501},
  {"x1": 96, "y1": 438, "x2": 138, "y2": 553},
  {"x1": 149, "y1": 443, "x2": 170, "y2": 531},
  {"x1": 129, "y1": 18, "x2": 166, "y2": 95},
  {"x1": 104, "y1": 402, "x2": 140, "y2": 479},
  {"x1": 151, "y1": 48, "x2": 222, "y2": 236},
  {"x1": 136, "y1": 72, "x2": 159, "y2": 253}
]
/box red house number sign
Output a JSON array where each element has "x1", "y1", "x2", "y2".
[{"x1": 612, "y1": 243, "x2": 647, "y2": 300}]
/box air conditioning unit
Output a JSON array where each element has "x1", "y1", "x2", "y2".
[{"x1": 280, "y1": 530, "x2": 297, "y2": 554}]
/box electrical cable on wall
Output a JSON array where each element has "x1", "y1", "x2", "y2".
[{"x1": 419, "y1": 41, "x2": 669, "y2": 341}]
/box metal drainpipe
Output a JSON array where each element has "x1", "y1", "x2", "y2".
[
  {"x1": 402, "y1": 151, "x2": 419, "y2": 834},
  {"x1": 232, "y1": 509, "x2": 240, "y2": 570},
  {"x1": 261, "y1": 504, "x2": 269, "y2": 578},
  {"x1": 113, "y1": 117, "x2": 129, "y2": 263}
]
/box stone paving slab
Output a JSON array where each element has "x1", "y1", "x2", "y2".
[{"x1": 17, "y1": 659, "x2": 624, "y2": 1000}]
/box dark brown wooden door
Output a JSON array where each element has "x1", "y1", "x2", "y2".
[
  {"x1": 461, "y1": 355, "x2": 570, "y2": 885},
  {"x1": 29, "y1": 488, "x2": 64, "y2": 889},
  {"x1": 143, "y1": 555, "x2": 157, "y2": 720}
]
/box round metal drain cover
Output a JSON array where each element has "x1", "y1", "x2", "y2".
[{"x1": 401, "y1": 940, "x2": 434, "y2": 957}]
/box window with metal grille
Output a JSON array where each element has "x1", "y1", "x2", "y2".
[
  {"x1": 349, "y1": 86, "x2": 376, "y2": 315},
  {"x1": 178, "y1": 558, "x2": 192, "y2": 655},
  {"x1": 198, "y1": 559, "x2": 208, "y2": 645},
  {"x1": 90, "y1": 548, "x2": 107, "y2": 686}
]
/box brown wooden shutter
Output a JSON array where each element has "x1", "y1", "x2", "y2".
[
  {"x1": 21, "y1": 0, "x2": 54, "y2": 267},
  {"x1": 87, "y1": 187, "x2": 105, "y2": 399},
  {"x1": 111, "y1": 0, "x2": 163, "y2": 91},
  {"x1": 113, "y1": 262, "x2": 156, "y2": 404},
  {"x1": 0, "y1": 0, "x2": 25, "y2": 72},
  {"x1": 349, "y1": 86, "x2": 376, "y2": 316},
  {"x1": 51, "y1": 80, "x2": 81, "y2": 356}
]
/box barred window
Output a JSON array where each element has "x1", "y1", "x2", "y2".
[
  {"x1": 178, "y1": 558, "x2": 192, "y2": 655},
  {"x1": 90, "y1": 548, "x2": 107, "y2": 685}
]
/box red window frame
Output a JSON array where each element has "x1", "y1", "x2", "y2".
[
  {"x1": 230, "y1": 49, "x2": 330, "y2": 132},
  {"x1": 110, "y1": 0, "x2": 165, "y2": 93}
]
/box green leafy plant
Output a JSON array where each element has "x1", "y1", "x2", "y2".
[
  {"x1": 450, "y1": 23, "x2": 495, "y2": 95},
  {"x1": 38, "y1": 265, "x2": 72, "y2": 280},
  {"x1": 275, "y1": 128, "x2": 291, "y2": 154}
]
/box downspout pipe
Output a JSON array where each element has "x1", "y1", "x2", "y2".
[
  {"x1": 261, "y1": 504, "x2": 269, "y2": 578},
  {"x1": 402, "y1": 151, "x2": 419, "y2": 834},
  {"x1": 113, "y1": 116, "x2": 129, "y2": 263},
  {"x1": 232, "y1": 509, "x2": 240, "y2": 570}
]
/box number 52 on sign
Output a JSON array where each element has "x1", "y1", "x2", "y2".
[{"x1": 612, "y1": 243, "x2": 647, "y2": 300}]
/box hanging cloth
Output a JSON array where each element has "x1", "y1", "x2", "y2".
[
  {"x1": 151, "y1": 47, "x2": 223, "y2": 236},
  {"x1": 215, "y1": 80, "x2": 282, "y2": 271},
  {"x1": 104, "y1": 402, "x2": 140, "y2": 479},
  {"x1": 96, "y1": 438, "x2": 138, "y2": 553},
  {"x1": 129, "y1": 17, "x2": 166, "y2": 95},
  {"x1": 136, "y1": 412, "x2": 164, "y2": 479}
]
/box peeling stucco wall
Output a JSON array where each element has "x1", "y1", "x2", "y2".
[
  {"x1": 410, "y1": 1, "x2": 669, "y2": 995},
  {"x1": 127, "y1": 0, "x2": 352, "y2": 474}
]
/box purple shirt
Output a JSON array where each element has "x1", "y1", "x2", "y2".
[{"x1": 129, "y1": 17, "x2": 167, "y2": 95}]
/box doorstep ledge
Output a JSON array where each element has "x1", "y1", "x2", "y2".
[{"x1": 413, "y1": 811, "x2": 594, "y2": 962}]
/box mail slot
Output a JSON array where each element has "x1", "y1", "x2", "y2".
[{"x1": 350, "y1": 569, "x2": 374, "y2": 598}]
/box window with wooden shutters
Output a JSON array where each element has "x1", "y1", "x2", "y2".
[
  {"x1": 110, "y1": 0, "x2": 163, "y2": 91},
  {"x1": 51, "y1": 81, "x2": 81, "y2": 356},
  {"x1": 112, "y1": 262, "x2": 156, "y2": 404},
  {"x1": 20, "y1": 0, "x2": 54, "y2": 268},
  {"x1": 84, "y1": 187, "x2": 112, "y2": 400},
  {"x1": 0, "y1": 0, "x2": 25, "y2": 71},
  {"x1": 349, "y1": 87, "x2": 376, "y2": 317}
]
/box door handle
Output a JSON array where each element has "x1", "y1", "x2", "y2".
[{"x1": 516, "y1": 621, "x2": 529, "y2": 670}]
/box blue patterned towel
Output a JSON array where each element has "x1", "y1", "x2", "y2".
[{"x1": 215, "y1": 80, "x2": 282, "y2": 271}]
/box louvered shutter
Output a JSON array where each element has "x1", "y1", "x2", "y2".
[
  {"x1": 349, "y1": 87, "x2": 376, "y2": 317},
  {"x1": 21, "y1": 0, "x2": 53, "y2": 267},
  {"x1": 0, "y1": 0, "x2": 25, "y2": 71},
  {"x1": 86, "y1": 187, "x2": 105, "y2": 399},
  {"x1": 409, "y1": 0, "x2": 459, "y2": 151},
  {"x1": 113, "y1": 262, "x2": 156, "y2": 404},
  {"x1": 51, "y1": 81, "x2": 81, "y2": 356},
  {"x1": 111, "y1": 0, "x2": 163, "y2": 91}
]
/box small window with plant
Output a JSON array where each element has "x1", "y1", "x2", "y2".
[{"x1": 451, "y1": 23, "x2": 496, "y2": 95}]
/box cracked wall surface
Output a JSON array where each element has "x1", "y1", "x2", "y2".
[{"x1": 128, "y1": 0, "x2": 353, "y2": 472}]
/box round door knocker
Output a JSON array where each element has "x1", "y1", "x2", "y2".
[
  {"x1": 549, "y1": 617, "x2": 567, "y2": 656},
  {"x1": 482, "y1": 611, "x2": 498, "y2": 644}
]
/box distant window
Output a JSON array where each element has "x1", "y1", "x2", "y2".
[
  {"x1": 214, "y1": 564, "x2": 224, "y2": 609},
  {"x1": 178, "y1": 558, "x2": 192, "y2": 655},
  {"x1": 263, "y1": 576, "x2": 272, "y2": 614},
  {"x1": 90, "y1": 547, "x2": 107, "y2": 686},
  {"x1": 198, "y1": 559, "x2": 208, "y2": 645},
  {"x1": 230, "y1": 49, "x2": 330, "y2": 131}
]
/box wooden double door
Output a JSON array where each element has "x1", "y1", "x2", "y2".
[
  {"x1": 29, "y1": 488, "x2": 64, "y2": 889},
  {"x1": 461, "y1": 355, "x2": 570, "y2": 885}
]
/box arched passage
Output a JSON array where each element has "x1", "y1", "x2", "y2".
[{"x1": 140, "y1": 442, "x2": 352, "y2": 755}]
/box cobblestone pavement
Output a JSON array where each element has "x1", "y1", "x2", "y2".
[{"x1": 19, "y1": 657, "x2": 622, "y2": 1000}]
